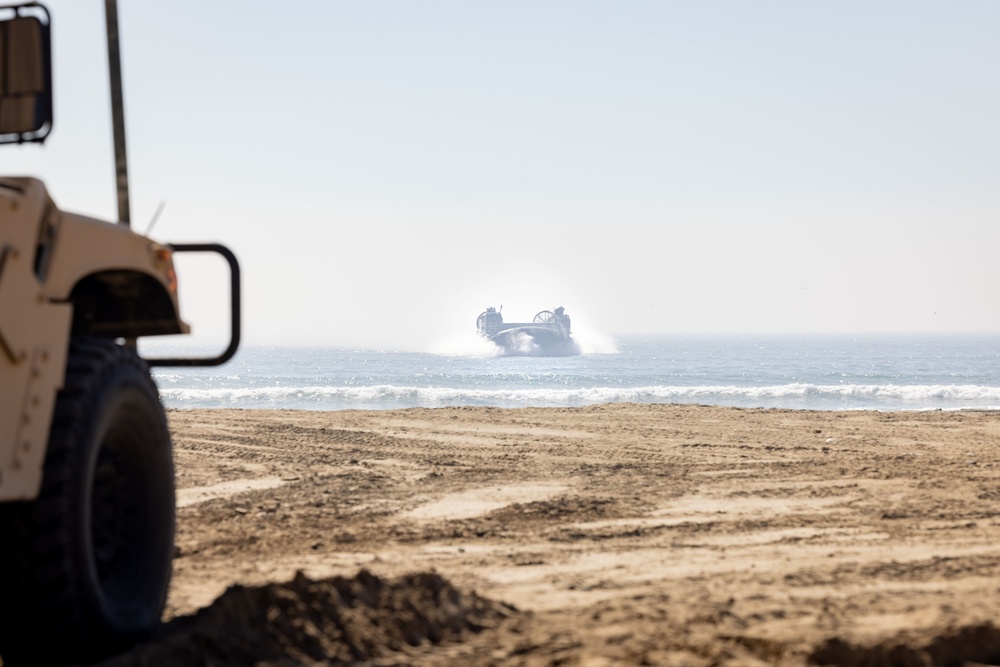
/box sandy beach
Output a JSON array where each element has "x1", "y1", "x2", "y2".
[{"x1": 103, "y1": 404, "x2": 1000, "y2": 666}]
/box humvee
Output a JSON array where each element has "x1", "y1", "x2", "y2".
[{"x1": 0, "y1": 3, "x2": 239, "y2": 664}]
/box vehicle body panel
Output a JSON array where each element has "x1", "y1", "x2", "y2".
[{"x1": 0, "y1": 177, "x2": 186, "y2": 500}]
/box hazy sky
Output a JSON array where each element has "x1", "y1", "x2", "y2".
[{"x1": 7, "y1": 1, "x2": 1000, "y2": 349}]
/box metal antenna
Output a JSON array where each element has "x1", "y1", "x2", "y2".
[
  {"x1": 105, "y1": 0, "x2": 130, "y2": 226},
  {"x1": 144, "y1": 200, "x2": 166, "y2": 236}
]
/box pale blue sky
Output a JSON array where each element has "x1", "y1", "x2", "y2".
[{"x1": 7, "y1": 1, "x2": 1000, "y2": 348}]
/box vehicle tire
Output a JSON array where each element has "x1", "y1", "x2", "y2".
[{"x1": 0, "y1": 337, "x2": 175, "y2": 666}]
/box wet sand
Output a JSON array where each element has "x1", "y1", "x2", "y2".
[{"x1": 113, "y1": 404, "x2": 1000, "y2": 665}]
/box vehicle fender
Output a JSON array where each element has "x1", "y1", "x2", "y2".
[{"x1": 37, "y1": 183, "x2": 188, "y2": 339}]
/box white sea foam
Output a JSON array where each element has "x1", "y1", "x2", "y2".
[{"x1": 158, "y1": 383, "x2": 1000, "y2": 411}]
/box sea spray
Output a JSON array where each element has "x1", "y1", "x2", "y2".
[
  {"x1": 430, "y1": 313, "x2": 618, "y2": 358},
  {"x1": 572, "y1": 327, "x2": 619, "y2": 355},
  {"x1": 428, "y1": 332, "x2": 502, "y2": 357}
]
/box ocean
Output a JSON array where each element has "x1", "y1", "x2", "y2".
[{"x1": 148, "y1": 334, "x2": 1000, "y2": 412}]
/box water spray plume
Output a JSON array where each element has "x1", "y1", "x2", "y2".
[
  {"x1": 569, "y1": 317, "x2": 619, "y2": 354},
  {"x1": 429, "y1": 331, "x2": 501, "y2": 357},
  {"x1": 429, "y1": 308, "x2": 618, "y2": 357}
]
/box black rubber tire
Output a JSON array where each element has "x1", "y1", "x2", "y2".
[{"x1": 0, "y1": 337, "x2": 175, "y2": 666}]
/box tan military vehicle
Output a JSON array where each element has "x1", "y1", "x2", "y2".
[{"x1": 0, "y1": 3, "x2": 239, "y2": 664}]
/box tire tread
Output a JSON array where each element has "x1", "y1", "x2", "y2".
[{"x1": 0, "y1": 337, "x2": 174, "y2": 666}]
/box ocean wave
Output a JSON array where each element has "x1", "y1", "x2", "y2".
[{"x1": 159, "y1": 383, "x2": 1000, "y2": 411}]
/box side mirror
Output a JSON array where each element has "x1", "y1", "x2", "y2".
[{"x1": 0, "y1": 3, "x2": 52, "y2": 144}]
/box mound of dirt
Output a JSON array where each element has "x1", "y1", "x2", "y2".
[
  {"x1": 97, "y1": 569, "x2": 519, "y2": 666},
  {"x1": 809, "y1": 622, "x2": 1000, "y2": 667}
]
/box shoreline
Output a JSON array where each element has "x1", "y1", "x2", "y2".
[{"x1": 162, "y1": 402, "x2": 1000, "y2": 413}]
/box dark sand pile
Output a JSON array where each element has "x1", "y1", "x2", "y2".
[
  {"x1": 809, "y1": 624, "x2": 1000, "y2": 667},
  {"x1": 97, "y1": 570, "x2": 518, "y2": 666}
]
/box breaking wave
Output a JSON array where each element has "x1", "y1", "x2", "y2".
[
  {"x1": 153, "y1": 336, "x2": 1000, "y2": 412},
  {"x1": 159, "y1": 383, "x2": 1000, "y2": 412}
]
